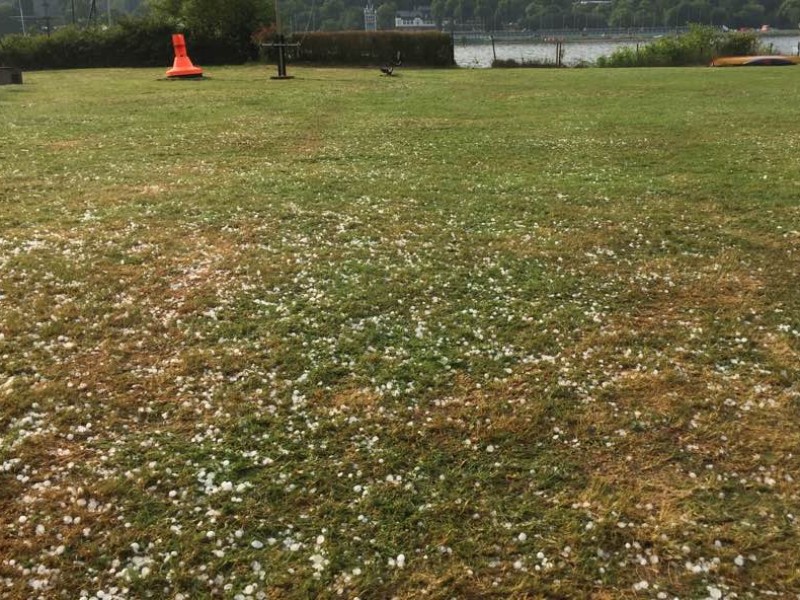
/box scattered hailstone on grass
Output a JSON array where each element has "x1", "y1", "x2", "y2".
[
  {"x1": 517, "y1": 533, "x2": 527, "y2": 542},
  {"x1": 707, "y1": 586, "x2": 723, "y2": 600},
  {"x1": 310, "y1": 553, "x2": 328, "y2": 572},
  {"x1": 632, "y1": 580, "x2": 649, "y2": 591},
  {"x1": 251, "y1": 540, "x2": 264, "y2": 549},
  {"x1": 388, "y1": 554, "x2": 406, "y2": 568},
  {"x1": 734, "y1": 555, "x2": 745, "y2": 567}
]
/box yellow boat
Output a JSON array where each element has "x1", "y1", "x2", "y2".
[{"x1": 711, "y1": 55, "x2": 800, "y2": 66}]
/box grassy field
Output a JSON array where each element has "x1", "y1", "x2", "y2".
[{"x1": 1, "y1": 64, "x2": 799, "y2": 599}]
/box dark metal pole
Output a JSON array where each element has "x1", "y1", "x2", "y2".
[
  {"x1": 43, "y1": 0, "x2": 51, "y2": 35},
  {"x1": 277, "y1": 34, "x2": 286, "y2": 77},
  {"x1": 274, "y1": 0, "x2": 282, "y2": 33},
  {"x1": 18, "y1": 0, "x2": 25, "y2": 35},
  {"x1": 270, "y1": 0, "x2": 293, "y2": 79}
]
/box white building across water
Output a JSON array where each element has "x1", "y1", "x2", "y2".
[{"x1": 394, "y1": 6, "x2": 436, "y2": 30}]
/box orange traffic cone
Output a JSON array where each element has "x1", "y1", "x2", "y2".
[{"x1": 166, "y1": 34, "x2": 203, "y2": 79}]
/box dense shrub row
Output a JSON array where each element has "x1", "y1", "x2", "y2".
[
  {"x1": 596, "y1": 25, "x2": 762, "y2": 67},
  {"x1": 0, "y1": 22, "x2": 454, "y2": 70},
  {"x1": 287, "y1": 31, "x2": 454, "y2": 67},
  {"x1": 0, "y1": 19, "x2": 258, "y2": 70}
]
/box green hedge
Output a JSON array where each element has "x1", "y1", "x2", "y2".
[
  {"x1": 1, "y1": 25, "x2": 454, "y2": 70},
  {"x1": 287, "y1": 31, "x2": 454, "y2": 67},
  {"x1": 596, "y1": 25, "x2": 762, "y2": 68},
  {"x1": 0, "y1": 19, "x2": 257, "y2": 70}
]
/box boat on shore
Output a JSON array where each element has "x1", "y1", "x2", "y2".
[{"x1": 710, "y1": 55, "x2": 800, "y2": 66}]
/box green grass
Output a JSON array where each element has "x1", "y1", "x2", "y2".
[{"x1": 1, "y1": 64, "x2": 800, "y2": 599}]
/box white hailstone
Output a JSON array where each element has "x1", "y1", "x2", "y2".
[
  {"x1": 517, "y1": 533, "x2": 527, "y2": 542},
  {"x1": 310, "y1": 554, "x2": 327, "y2": 572},
  {"x1": 206, "y1": 531, "x2": 216, "y2": 539},
  {"x1": 396, "y1": 554, "x2": 405, "y2": 568},
  {"x1": 18, "y1": 515, "x2": 27, "y2": 524},
  {"x1": 513, "y1": 560, "x2": 523, "y2": 570},
  {"x1": 632, "y1": 580, "x2": 649, "y2": 591},
  {"x1": 251, "y1": 540, "x2": 264, "y2": 549},
  {"x1": 35, "y1": 525, "x2": 45, "y2": 535},
  {"x1": 220, "y1": 481, "x2": 233, "y2": 492},
  {"x1": 316, "y1": 535, "x2": 325, "y2": 546},
  {"x1": 486, "y1": 445, "x2": 495, "y2": 453},
  {"x1": 243, "y1": 584, "x2": 255, "y2": 594},
  {"x1": 734, "y1": 555, "x2": 745, "y2": 567},
  {"x1": 707, "y1": 586, "x2": 722, "y2": 600}
]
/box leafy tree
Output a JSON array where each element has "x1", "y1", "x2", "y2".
[
  {"x1": 735, "y1": 1, "x2": 765, "y2": 25},
  {"x1": 147, "y1": 0, "x2": 270, "y2": 35},
  {"x1": 0, "y1": 1, "x2": 20, "y2": 35},
  {"x1": 1, "y1": 0, "x2": 798, "y2": 37},
  {"x1": 609, "y1": 0, "x2": 635, "y2": 26},
  {"x1": 147, "y1": 0, "x2": 183, "y2": 20},
  {"x1": 342, "y1": 6, "x2": 363, "y2": 28},
  {"x1": 376, "y1": 2, "x2": 396, "y2": 28},
  {"x1": 431, "y1": 0, "x2": 446, "y2": 25},
  {"x1": 778, "y1": 0, "x2": 800, "y2": 25},
  {"x1": 321, "y1": 0, "x2": 345, "y2": 23},
  {"x1": 475, "y1": 0, "x2": 498, "y2": 28}
]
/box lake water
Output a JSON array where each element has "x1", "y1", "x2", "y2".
[{"x1": 454, "y1": 35, "x2": 800, "y2": 68}]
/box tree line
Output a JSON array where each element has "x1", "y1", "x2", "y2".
[{"x1": 1, "y1": 0, "x2": 799, "y2": 38}]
